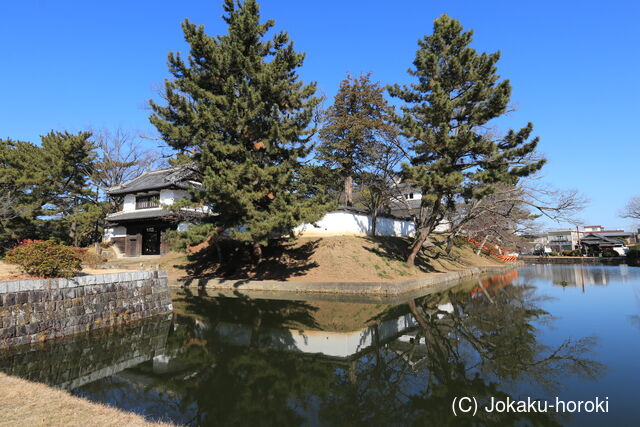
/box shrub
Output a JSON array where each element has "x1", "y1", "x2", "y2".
[
  {"x1": 627, "y1": 247, "x2": 640, "y2": 265},
  {"x1": 73, "y1": 247, "x2": 107, "y2": 268},
  {"x1": 4, "y1": 240, "x2": 82, "y2": 278},
  {"x1": 549, "y1": 251, "x2": 559, "y2": 256},
  {"x1": 601, "y1": 248, "x2": 618, "y2": 257},
  {"x1": 562, "y1": 249, "x2": 582, "y2": 256}
]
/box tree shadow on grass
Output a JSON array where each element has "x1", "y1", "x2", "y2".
[
  {"x1": 361, "y1": 236, "x2": 484, "y2": 275},
  {"x1": 175, "y1": 238, "x2": 321, "y2": 287},
  {"x1": 172, "y1": 287, "x2": 321, "y2": 333},
  {"x1": 361, "y1": 236, "x2": 440, "y2": 273}
]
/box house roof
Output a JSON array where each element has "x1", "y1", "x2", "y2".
[
  {"x1": 580, "y1": 233, "x2": 624, "y2": 246},
  {"x1": 105, "y1": 209, "x2": 172, "y2": 222},
  {"x1": 107, "y1": 164, "x2": 200, "y2": 195}
]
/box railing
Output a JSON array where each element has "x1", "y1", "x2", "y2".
[
  {"x1": 135, "y1": 195, "x2": 159, "y2": 209},
  {"x1": 467, "y1": 237, "x2": 519, "y2": 263}
]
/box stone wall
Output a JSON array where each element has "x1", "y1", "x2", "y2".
[
  {"x1": 0, "y1": 270, "x2": 172, "y2": 349},
  {"x1": 0, "y1": 314, "x2": 171, "y2": 389}
]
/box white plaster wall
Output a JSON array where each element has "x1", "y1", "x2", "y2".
[
  {"x1": 160, "y1": 189, "x2": 190, "y2": 206},
  {"x1": 121, "y1": 189, "x2": 191, "y2": 213},
  {"x1": 159, "y1": 189, "x2": 174, "y2": 205},
  {"x1": 294, "y1": 210, "x2": 416, "y2": 237},
  {"x1": 122, "y1": 194, "x2": 136, "y2": 212},
  {"x1": 103, "y1": 226, "x2": 126, "y2": 241}
]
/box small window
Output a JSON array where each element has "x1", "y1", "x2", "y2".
[
  {"x1": 409, "y1": 193, "x2": 414, "y2": 199},
  {"x1": 136, "y1": 194, "x2": 159, "y2": 209}
]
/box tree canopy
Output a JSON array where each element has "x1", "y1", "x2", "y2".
[
  {"x1": 318, "y1": 73, "x2": 397, "y2": 207},
  {"x1": 389, "y1": 14, "x2": 545, "y2": 265},
  {"x1": 149, "y1": 0, "x2": 332, "y2": 259}
]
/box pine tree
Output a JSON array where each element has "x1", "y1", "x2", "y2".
[
  {"x1": 149, "y1": 0, "x2": 331, "y2": 260},
  {"x1": 40, "y1": 131, "x2": 97, "y2": 246},
  {"x1": 318, "y1": 73, "x2": 397, "y2": 207},
  {"x1": 389, "y1": 15, "x2": 545, "y2": 266}
]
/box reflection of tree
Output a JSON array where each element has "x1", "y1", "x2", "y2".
[
  {"x1": 319, "y1": 276, "x2": 604, "y2": 426},
  {"x1": 114, "y1": 293, "x2": 334, "y2": 426},
  {"x1": 630, "y1": 287, "x2": 640, "y2": 330},
  {"x1": 73, "y1": 278, "x2": 606, "y2": 426}
]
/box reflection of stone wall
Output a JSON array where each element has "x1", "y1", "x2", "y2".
[
  {"x1": 0, "y1": 271, "x2": 172, "y2": 348},
  {"x1": 0, "y1": 314, "x2": 171, "y2": 389}
]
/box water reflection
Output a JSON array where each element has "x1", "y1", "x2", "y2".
[
  {"x1": 520, "y1": 263, "x2": 633, "y2": 288},
  {"x1": 2, "y1": 266, "x2": 634, "y2": 425},
  {"x1": 0, "y1": 315, "x2": 170, "y2": 389}
]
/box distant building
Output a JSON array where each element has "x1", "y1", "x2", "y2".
[
  {"x1": 388, "y1": 181, "x2": 422, "y2": 218},
  {"x1": 546, "y1": 229, "x2": 580, "y2": 252},
  {"x1": 537, "y1": 225, "x2": 635, "y2": 254}
]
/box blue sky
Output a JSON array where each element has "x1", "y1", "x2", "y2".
[{"x1": 1, "y1": 1, "x2": 638, "y2": 230}]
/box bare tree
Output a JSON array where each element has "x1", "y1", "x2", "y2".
[
  {"x1": 621, "y1": 196, "x2": 640, "y2": 221},
  {"x1": 90, "y1": 127, "x2": 159, "y2": 204},
  {"x1": 441, "y1": 177, "x2": 587, "y2": 254},
  {"x1": 356, "y1": 139, "x2": 407, "y2": 236}
]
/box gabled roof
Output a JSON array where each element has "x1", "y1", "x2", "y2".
[
  {"x1": 580, "y1": 233, "x2": 624, "y2": 246},
  {"x1": 107, "y1": 163, "x2": 200, "y2": 195}
]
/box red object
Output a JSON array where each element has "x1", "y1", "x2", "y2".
[{"x1": 466, "y1": 237, "x2": 518, "y2": 262}]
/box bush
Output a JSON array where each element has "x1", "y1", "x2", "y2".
[
  {"x1": 4, "y1": 240, "x2": 82, "y2": 278},
  {"x1": 73, "y1": 247, "x2": 107, "y2": 268},
  {"x1": 601, "y1": 248, "x2": 618, "y2": 257},
  {"x1": 562, "y1": 249, "x2": 582, "y2": 256},
  {"x1": 549, "y1": 251, "x2": 559, "y2": 256},
  {"x1": 627, "y1": 247, "x2": 640, "y2": 265}
]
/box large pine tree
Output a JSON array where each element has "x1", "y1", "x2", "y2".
[
  {"x1": 389, "y1": 15, "x2": 545, "y2": 265},
  {"x1": 318, "y1": 73, "x2": 397, "y2": 207},
  {"x1": 149, "y1": 0, "x2": 330, "y2": 259}
]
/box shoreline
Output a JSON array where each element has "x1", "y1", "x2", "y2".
[
  {"x1": 172, "y1": 262, "x2": 523, "y2": 296},
  {"x1": 0, "y1": 373, "x2": 170, "y2": 426}
]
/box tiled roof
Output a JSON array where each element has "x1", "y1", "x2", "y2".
[
  {"x1": 107, "y1": 164, "x2": 200, "y2": 195},
  {"x1": 105, "y1": 209, "x2": 172, "y2": 222}
]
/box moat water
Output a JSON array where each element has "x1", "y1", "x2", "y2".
[{"x1": 1, "y1": 264, "x2": 639, "y2": 426}]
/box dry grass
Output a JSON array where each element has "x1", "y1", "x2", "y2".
[
  {"x1": 0, "y1": 261, "x2": 132, "y2": 282},
  {"x1": 0, "y1": 373, "x2": 173, "y2": 427},
  {"x1": 173, "y1": 235, "x2": 502, "y2": 283}
]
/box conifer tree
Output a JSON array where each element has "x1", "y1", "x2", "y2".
[
  {"x1": 389, "y1": 15, "x2": 545, "y2": 265},
  {"x1": 40, "y1": 131, "x2": 97, "y2": 246},
  {"x1": 318, "y1": 73, "x2": 397, "y2": 206},
  {"x1": 149, "y1": 0, "x2": 330, "y2": 260}
]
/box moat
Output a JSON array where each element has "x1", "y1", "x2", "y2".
[{"x1": 1, "y1": 264, "x2": 639, "y2": 426}]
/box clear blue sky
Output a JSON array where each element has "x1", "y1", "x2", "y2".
[{"x1": 1, "y1": 1, "x2": 638, "y2": 230}]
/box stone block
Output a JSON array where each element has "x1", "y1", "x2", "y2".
[
  {"x1": 6, "y1": 281, "x2": 19, "y2": 293},
  {"x1": 0, "y1": 282, "x2": 8, "y2": 294},
  {"x1": 3, "y1": 293, "x2": 16, "y2": 307},
  {"x1": 16, "y1": 292, "x2": 29, "y2": 305}
]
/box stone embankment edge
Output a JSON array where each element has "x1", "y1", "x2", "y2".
[
  {"x1": 0, "y1": 270, "x2": 172, "y2": 349},
  {"x1": 183, "y1": 262, "x2": 524, "y2": 296}
]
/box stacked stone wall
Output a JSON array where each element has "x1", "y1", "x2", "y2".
[
  {"x1": 0, "y1": 314, "x2": 171, "y2": 389},
  {"x1": 0, "y1": 270, "x2": 172, "y2": 348}
]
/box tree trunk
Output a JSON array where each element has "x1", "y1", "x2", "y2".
[
  {"x1": 445, "y1": 234, "x2": 456, "y2": 254},
  {"x1": 407, "y1": 199, "x2": 442, "y2": 266},
  {"x1": 476, "y1": 235, "x2": 490, "y2": 256},
  {"x1": 343, "y1": 175, "x2": 353, "y2": 206},
  {"x1": 371, "y1": 207, "x2": 378, "y2": 237},
  {"x1": 407, "y1": 228, "x2": 429, "y2": 266},
  {"x1": 71, "y1": 219, "x2": 78, "y2": 247},
  {"x1": 252, "y1": 241, "x2": 262, "y2": 264}
]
